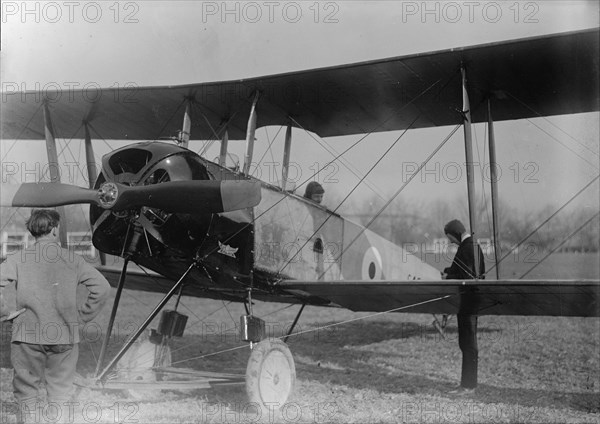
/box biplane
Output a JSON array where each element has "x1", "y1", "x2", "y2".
[{"x1": 1, "y1": 28, "x2": 599, "y2": 410}]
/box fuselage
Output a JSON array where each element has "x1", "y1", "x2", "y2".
[{"x1": 90, "y1": 142, "x2": 440, "y2": 305}]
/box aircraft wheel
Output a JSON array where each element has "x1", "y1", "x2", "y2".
[
  {"x1": 117, "y1": 339, "x2": 172, "y2": 400},
  {"x1": 246, "y1": 339, "x2": 296, "y2": 412}
]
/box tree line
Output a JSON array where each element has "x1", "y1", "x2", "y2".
[{"x1": 331, "y1": 194, "x2": 599, "y2": 253}]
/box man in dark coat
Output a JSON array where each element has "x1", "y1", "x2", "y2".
[{"x1": 443, "y1": 219, "x2": 485, "y2": 392}]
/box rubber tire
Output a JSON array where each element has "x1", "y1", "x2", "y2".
[{"x1": 246, "y1": 339, "x2": 296, "y2": 412}]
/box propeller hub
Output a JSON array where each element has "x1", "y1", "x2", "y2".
[{"x1": 97, "y1": 182, "x2": 119, "y2": 208}]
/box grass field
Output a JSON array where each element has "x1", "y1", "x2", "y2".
[{"x1": 1, "y1": 252, "x2": 599, "y2": 423}]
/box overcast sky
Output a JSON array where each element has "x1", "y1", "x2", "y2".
[{"x1": 1, "y1": 1, "x2": 599, "y2": 223}]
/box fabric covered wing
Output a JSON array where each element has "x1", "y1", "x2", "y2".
[
  {"x1": 97, "y1": 265, "x2": 249, "y2": 303},
  {"x1": 96, "y1": 265, "x2": 304, "y2": 304},
  {"x1": 279, "y1": 279, "x2": 600, "y2": 317},
  {"x1": 2, "y1": 29, "x2": 597, "y2": 141}
]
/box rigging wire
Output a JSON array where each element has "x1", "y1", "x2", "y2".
[
  {"x1": 132, "y1": 263, "x2": 214, "y2": 324},
  {"x1": 222, "y1": 299, "x2": 238, "y2": 327},
  {"x1": 53, "y1": 124, "x2": 98, "y2": 245},
  {"x1": 0, "y1": 103, "x2": 47, "y2": 226},
  {"x1": 276, "y1": 115, "x2": 420, "y2": 276},
  {"x1": 193, "y1": 75, "x2": 449, "y2": 264},
  {"x1": 484, "y1": 174, "x2": 600, "y2": 277},
  {"x1": 32, "y1": 110, "x2": 96, "y2": 250},
  {"x1": 196, "y1": 113, "x2": 224, "y2": 157},
  {"x1": 165, "y1": 303, "x2": 297, "y2": 362},
  {"x1": 523, "y1": 117, "x2": 598, "y2": 170},
  {"x1": 519, "y1": 212, "x2": 600, "y2": 279},
  {"x1": 154, "y1": 98, "x2": 187, "y2": 141},
  {"x1": 288, "y1": 77, "x2": 445, "y2": 202},
  {"x1": 86, "y1": 122, "x2": 115, "y2": 153},
  {"x1": 265, "y1": 127, "x2": 280, "y2": 169},
  {"x1": 101, "y1": 265, "x2": 234, "y2": 367},
  {"x1": 170, "y1": 293, "x2": 454, "y2": 366},
  {"x1": 251, "y1": 126, "x2": 283, "y2": 179},
  {"x1": 1, "y1": 102, "x2": 44, "y2": 163},
  {"x1": 190, "y1": 102, "x2": 236, "y2": 158},
  {"x1": 299, "y1": 127, "x2": 388, "y2": 201},
  {"x1": 0, "y1": 209, "x2": 28, "y2": 234},
  {"x1": 314, "y1": 124, "x2": 463, "y2": 280},
  {"x1": 137, "y1": 302, "x2": 237, "y2": 363},
  {"x1": 506, "y1": 91, "x2": 599, "y2": 157}
]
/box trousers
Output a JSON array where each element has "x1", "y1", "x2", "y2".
[
  {"x1": 457, "y1": 314, "x2": 478, "y2": 388},
  {"x1": 11, "y1": 342, "x2": 79, "y2": 423}
]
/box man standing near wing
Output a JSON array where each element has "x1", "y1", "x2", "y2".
[
  {"x1": 0, "y1": 209, "x2": 110, "y2": 423},
  {"x1": 442, "y1": 219, "x2": 485, "y2": 393}
]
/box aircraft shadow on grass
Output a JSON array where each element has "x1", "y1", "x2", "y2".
[{"x1": 70, "y1": 321, "x2": 599, "y2": 414}]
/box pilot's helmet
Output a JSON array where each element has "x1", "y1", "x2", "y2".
[{"x1": 304, "y1": 181, "x2": 324, "y2": 200}]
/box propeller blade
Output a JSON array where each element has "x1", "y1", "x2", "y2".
[
  {"x1": 1, "y1": 183, "x2": 99, "y2": 208},
  {"x1": 1, "y1": 180, "x2": 262, "y2": 214},
  {"x1": 113, "y1": 180, "x2": 261, "y2": 213}
]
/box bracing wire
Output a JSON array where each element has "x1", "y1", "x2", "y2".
[
  {"x1": 506, "y1": 91, "x2": 599, "y2": 158},
  {"x1": 155, "y1": 98, "x2": 187, "y2": 141},
  {"x1": 519, "y1": 212, "x2": 600, "y2": 279},
  {"x1": 86, "y1": 121, "x2": 115, "y2": 152},
  {"x1": 170, "y1": 293, "x2": 454, "y2": 366},
  {"x1": 484, "y1": 175, "x2": 600, "y2": 277},
  {"x1": 251, "y1": 126, "x2": 283, "y2": 179},
  {"x1": 190, "y1": 73, "x2": 450, "y2": 264},
  {"x1": 276, "y1": 115, "x2": 421, "y2": 276},
  {"x1": 314, "y1": 124, "x2": 463, "y2": 281},
  {"x1": 1, "y1": 103, "x2": 44, "y2": 162}
]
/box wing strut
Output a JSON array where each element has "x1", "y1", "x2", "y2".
[
  {"x1": 219, "y1": 129, "x2": 229, "y2": 167},
  {"x1": 94, "y1": 257, "x2": 129, "y2": 377},
  {"x1": 83, "y1": 123, "x2": 98, "y2": 188},
  {"x1": 178, "y1": 100, "x2": 192, "y2": 149},
  {"x1": 242, "y1": 91, "x2": 260, "y2": 175},
  {"x1": 283, "y1": 303, "x2": 305, "y2": 343},
  {"x1": 281, "y1": 125, "x2": 293, "y2": 191},
  {"x1": 43, "y1": 102, "x2": 68, "y2": 248},
  {"x1": 461, "y1": 66, "x2": 480, "y2": 278},
  {"x1": 487, "y1": 99, "x2": 501, "y2": 279},
  {"x1": 84, "y1": 122, "x2": 107, "y2": 265}
]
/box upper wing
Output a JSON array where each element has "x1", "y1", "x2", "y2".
[
  {"x1": 279, "y1": 279, "x2": 600, "y2": 317},
  {"x1": 2, "y1": 29, "x2": 598, "y2": 141}
]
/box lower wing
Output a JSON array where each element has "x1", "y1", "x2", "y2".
[{"x1": 278, "y1": 279, "x2": 600, "y2": 317}]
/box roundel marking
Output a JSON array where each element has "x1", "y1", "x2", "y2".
[{"x1": 362, "y1": 246, "x2": 383, "y2": 280}]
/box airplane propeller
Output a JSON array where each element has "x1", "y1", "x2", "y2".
[{"x1": 1, "y1": 180, "x2": 262, "y2": 214}]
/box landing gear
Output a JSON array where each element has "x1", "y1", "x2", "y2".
[
  {"x1": 116, "y1": 336, "x2": 172, "y2": 400},
  {"x1": 246, "y1": 339, "x2": 296, "y2": 411},
  {"x1": 91, "y1": 262, "x2": 296, "y2": 410},
  {"x1": 241, "y1": 288, "x2": 295, "y2": 411}
]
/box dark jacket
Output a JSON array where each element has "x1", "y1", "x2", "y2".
[{"x1": 444, "y1": 236, "x2": 485, "y2": 280}]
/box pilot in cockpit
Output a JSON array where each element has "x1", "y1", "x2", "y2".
[{"x1": 304, "y1": 181, "x2": 325, "y2": 205}]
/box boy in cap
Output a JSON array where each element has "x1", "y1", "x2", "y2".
[{"x1": 0, "y1": 209, "x2": 111, "y2": 423}]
